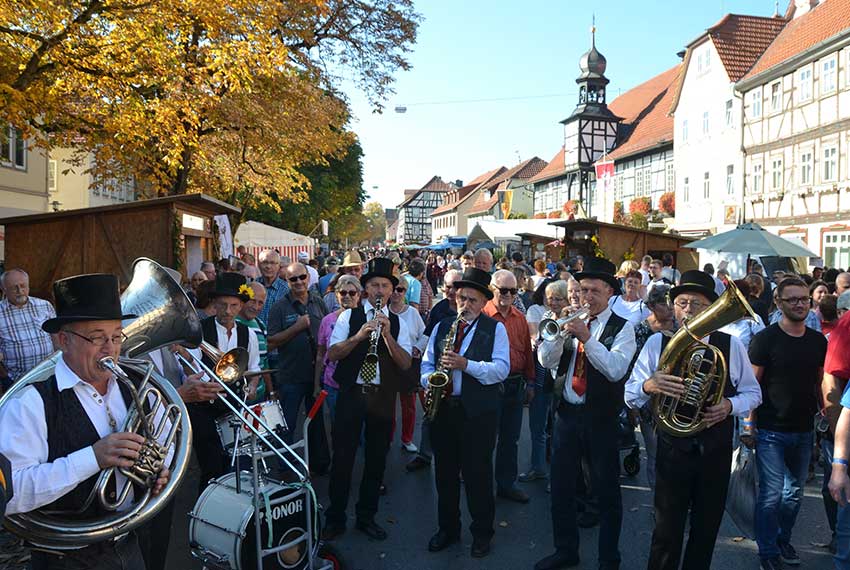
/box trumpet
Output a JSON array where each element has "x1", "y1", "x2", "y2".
[{"x1": 538, "y1": 305, "x2": 591, "y2": 342}]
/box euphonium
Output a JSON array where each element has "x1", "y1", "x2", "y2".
[
  {"x1": 538, "y1": 305, "x2": 590, "y2": 342},
  {"x1": 652, "y1": 280, "x2": 757, "y2": 437},
  {"x1": 0, "y1": 258, "x2": 194, "y2": 549},
  {"x1": 424, "y1": 312, "x2": 465, "y2": 421}
]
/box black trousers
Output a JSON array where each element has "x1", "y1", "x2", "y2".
[
  {"x1": 325, "y1": 387, "x2": 394, "y2": 526},
  {"x1": 430, "y1": 399, "x2": 499, "y2": 540},
  {"x1": 188, "y1": 403, "x2": 227, "y2": 494},
  {"x1": 648, "y1": 435, "x2": 733, "y2": 570},
  {"x1": 137, "y1": 495, "x2": 176, "y2": 570},
  {"x1": 550, "y1": 402, "x2": 622, "y2": 565},
  {"x1": 30, "y1": 533, "x2": 144, "y2": 570}
]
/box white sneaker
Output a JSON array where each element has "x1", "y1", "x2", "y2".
[{"x1": 402, "y1": 442, "x2": 418, "y2": 453}]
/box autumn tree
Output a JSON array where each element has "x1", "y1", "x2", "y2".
[{"x1": 0, "y1": 1, "x2": 420, "y2": 211}]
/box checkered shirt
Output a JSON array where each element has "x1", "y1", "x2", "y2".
[{"x1": 0, "y1": 297, "x2": 56, "y2": 381}]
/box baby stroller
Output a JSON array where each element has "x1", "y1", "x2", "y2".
[{"x1": 618, "y1": 407, "x2": 641, "y2": 477}]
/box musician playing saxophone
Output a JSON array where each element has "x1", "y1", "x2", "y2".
[
  {"x1": 0, "y1": 274, "x2": 172, "y2": 570},
  {"x1": 625, "y1": 270, "x2": 761, "y2": 570},
  {"x1": 324, "y1": 258, "x2": 412, "y2": 542},
  {"x1": 420, "y1": 267, "x2": 509, "y2": 559}
]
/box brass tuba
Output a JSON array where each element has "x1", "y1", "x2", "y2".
[
  {"x1": 652, "y1": 279, "x2": 757, "y2": 437},
  {"x1": 0, "y1": 258, "x2": 196, "y2": 549}
]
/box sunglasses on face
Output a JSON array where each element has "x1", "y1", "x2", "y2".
[
  {"x1": 288, "y1": 274, "x2": 308, "y2": 283},
  {"x1": 394, "y1": 287, "x2": 407, "y2": 293},
  {"x1": 497, "y1": 287, "x2": 518, "y2": 296},
  {"x1": 337, "y1": 290, "x2": 358, "y2": 297}
]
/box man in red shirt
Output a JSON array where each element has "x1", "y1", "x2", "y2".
[{"x1": 484, "y1": 269, "x2": 536, "y2": 503}]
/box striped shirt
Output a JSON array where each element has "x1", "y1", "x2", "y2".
[
  {"x1": 258, "y1": 276, "x2": 289, "y2": 326},
  {"x1": 0, "y1": 297, "x2": 56, "y2": 381},
  {"x1": 236, "y1": 316, "x2": 268, "y2": 369}
]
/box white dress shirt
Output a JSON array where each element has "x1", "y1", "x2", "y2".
[
  {"x1": 420, "y1": 315, "x2": 510, "y2": 395},
  {"x1": 214, "y1": 320, "x2": 260, "y2": 373},
  {"x1": 393, "y1": 305, "x2": 428, "y2": 354},
  {"x1": 538, "y1": 307, "x2": 636, "y2": 404},
  {"x1": 329, "y1": 299, "x2": 412, "y2": 386},
  {"x1": 0, "y1": 356, "x2": 175, "y2": 515},
  {"x1": 625, "y1": 331, "x2": 762, "y2": 416}
]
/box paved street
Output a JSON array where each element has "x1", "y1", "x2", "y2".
[{"x1": 165, "y1": 403, "x2": 835, "y2": 570}]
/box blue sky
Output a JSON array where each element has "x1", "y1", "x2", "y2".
[{"x1": 344, "y1": 0, "x2": 781, "y2": 207}]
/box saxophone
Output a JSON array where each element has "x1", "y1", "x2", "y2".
[{"x1": 424, "y1": 312, "x2": 465, "y2": 421}]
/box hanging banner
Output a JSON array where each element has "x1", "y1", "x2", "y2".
[
  {"x1": 595, "y1": 159, "x2": 615, "y2": 222},
  {"x1": 500, "y1": 189, "x2": 514, "y2": 219},
  {"x1": 215, "y1": 214, "x2": 234, "y2": 259}
]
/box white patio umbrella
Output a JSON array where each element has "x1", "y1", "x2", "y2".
[{"x1": 683, "y1": 223, "x2": 817, "y2": 257}]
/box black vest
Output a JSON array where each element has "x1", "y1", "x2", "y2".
[
  {"x1": 34, "y1": 375, "x2": 136, "y2": 518},
  {"x1": 659, "y1": 331, "x2": 735, "y2": 453},
  {"x1": 433, "y1": 314, "x2": 502, "y2": 418},
  {"x1": 333, "y1": 306, "x2": 402, "y2": 393},
  {"x1": 553, "y1": 312, "x2": 630, "y2": 419},
  {"x1": 201, "y1": 316, "x2": 249, "y2": 370}
]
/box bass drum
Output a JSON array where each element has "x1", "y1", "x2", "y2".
[{"x1": 189, "y1": 472, "x2": 319, "y2": 570}]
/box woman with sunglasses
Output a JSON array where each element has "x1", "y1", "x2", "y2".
[
  {"x1": 315, "y1": 275, "x2": 362, "y2": 421},
  {"x1": 389, "y1": 278, "x2": 428, "y2": 452}
]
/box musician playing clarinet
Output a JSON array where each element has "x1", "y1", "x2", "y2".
[
  {"x1": 421, "y1": 267, "x2": 509, "y2": 559},
  {"x1": 323, "y1": 257, "x2": 412, "y2": 542}
]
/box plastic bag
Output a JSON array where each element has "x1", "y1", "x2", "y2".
[{"x1": 726, "y1": 444, "x2": 758, "y2": 539}]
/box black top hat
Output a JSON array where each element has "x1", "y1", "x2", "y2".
[
  {"x1": 453, "y1": 267, "x2": 494, "y2": 300},
  {"x1": 574, "y1": 257, "x2": 622, "y2": 295},
  {"x1": 210, "y1": 272, "x2": 251, "y2": 302},
  {"x1": 360, "y1": 257, "x2": 399, "y2": 288},
  {"x1": 670, "y1": 270, "x2": 718, "y2": 303},
  {"x1": 42, "y1": 274, "x2": 137, "y2": 334}
]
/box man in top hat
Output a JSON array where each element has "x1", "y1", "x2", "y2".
[
  {"x1": 421, "y1": 267, "x2": 510, "y2": 559},
  {"x1": 186, "y1": 272, "x2": 261, "y2": 492},
  {"x1": 0, "y1": 273, "x2": 171, "y2": 570},
  {"x1": 535, "y1": 257, "x2": 636, "y2": 570},
  {"x1": 323, "y1": 257, "x2": 412, "y2": 541},
  {"x1": 626, "y1": 270, "x2": 761, "y2": 570}
]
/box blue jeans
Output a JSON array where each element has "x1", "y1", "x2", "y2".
[
  {"x1": 495, "y1": 378, "x2": 525, "y2": 491},
  {"x1": 754, "y1": 429, "x2": 813, "y2": 559},
  {"x1": 527, "y1": 388, "x2": 551, "y2": 473},
  {"x1": 323, "y1": 385, "x2": 339, "y2": 423},
  {"x1": 824, "y1": 438, "x2": 850, "y2": 569}
]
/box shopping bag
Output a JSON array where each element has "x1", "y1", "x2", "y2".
[{"x1": 725, "y1": 444, "x2": 758, "y2": 539}]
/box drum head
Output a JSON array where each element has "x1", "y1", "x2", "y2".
[{"x1": 240, "y1": 481, "x2": 319, "y2": 570}]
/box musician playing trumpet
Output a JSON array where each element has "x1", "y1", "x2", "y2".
[
  {"x1": 0, "y1": 274, "x2": 172, "y2": 570},
  {"x1": 625, "y1": 270, "x2": 761, "y2": 570},
  {"x1": 420, "y1": 267, "x2": 509, "y2": 559}
]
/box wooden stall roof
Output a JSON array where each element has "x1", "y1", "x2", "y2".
[
  {"x1": 0, "y1": 193, "x2": 240, "y2": 226},
  {"x1": 547, "y1": 219, "x2": 695, "y2": 246}
]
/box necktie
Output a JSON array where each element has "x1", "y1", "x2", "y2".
[
  {"x1": 570, "y1": 317, "x2": 596, "y2": 397},
  {"x1": 453, "y1": 320, "x2": 468, "y2": 352},
  {"x1": 360, "y1": 309, "x2": 378, "y2": 384}
]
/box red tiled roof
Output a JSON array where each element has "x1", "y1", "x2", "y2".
[
  {"x1": 467, "y1": 158, "x2": 547, "y2": 216},
  {"x1": 606, "y1": 65, "x2": 681, "y2": 161},
  {"x1": 420, "y1": 175, "x2": 455, "y2": 192},
  {"x1": 430, "y1": 166, "x2": 507, "y2": 216},
  {"x1": 743, "y1": 0, "x2": 850, "y2": 81},
  {"x1": 466, "y1": 193, "x2": 500, "y2": 216},
  {"x1": 670, "y1": 14, "x2": 786, "y2": 113},
  {"x1": 528, "y1": 147, "x2": 566, "y2": 184}
]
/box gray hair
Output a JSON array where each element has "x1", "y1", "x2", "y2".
[
  {"x1": 444, "y1": 269, "x2": 462, "y2": 284},
  {"x1": 838, "y1": 290, "x2": 850, "y2": 311},
  {"x1": 258, "y1": 249, "x2": 280, "y2": 263},
  {"x1": 646, "y1": 284, "x2": 671, "y2": 307},
  {"x1": 335, "y1": 274, "x2": 362, "y2": 292},
  {"x1": 545, "y1": 279, "x2": 569, "y2": 298},
  {"x1": 490, "y1": 269, "x2": 516, "y2": 286},
  {"x1": 1, "y1": 268, "x2": 28, "y2": 288},
  {"x1": 474, "y1": 248, "x2": 493, "y2": 262}
]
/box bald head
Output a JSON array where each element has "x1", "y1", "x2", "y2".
[
  {"x1": 836, "y1": 272, "x2": 850, "y2": 295},
  {"x1": 491, "y1": 269, "x2": 517, "y2": 288},
  {"x1": 240, "y1": 281, "x2": 267, "y2": 320},
  {"x1": 474, "y1": 248, "x2": 493, "y2": 272}
]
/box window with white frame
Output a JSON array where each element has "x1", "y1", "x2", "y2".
[
  {"x1": 683, "y1": 177, "x2": 689, "y2": 202},
  {"x1": 665, "y1": 162, "x2": 674, "y2": 192},
  {"x1": 822, "y1": 56, "x2": 837, "y2": 94},
  {"x1": 48, "y1": 159, "x2": 57, "y2": 192},
  {"x1": 702, "y1": 111, "x2": 709, "y2": 135},
  {"x1": 798, "y1": 66, "x2": 813, "y2": 102},
  {"x1": 751, "y1": 88, "x2": 762, "y2": 118},
  {"x1": 824, "y1": 145, "x2": 838, "y2": 182},
  {"x1": 682, "y1": 120, "x2": 688, "y2": 142},
  {"x1": 614, "y1": 173, "x2": 623, "y2": 201},
  {"x1": 635, "y1": 167, "x2": 645, "y2": 197},
  {"x1": 770, "y1": 82, "x2": 781, "y2": 113},
  {"x1": 644, "y1": 167, "x2": 653, "y2": 195},
  {"x1": 0, "y1": 125, "x2": 26, "y2": 170},
  {"x1": 725, "y1": 100, "x2": 733, "y2": 127},
  {"x1": 726, "y1": 165, "x2": 734, "y2": 195},
  {"x1": 800, "y1": 150, "x2": 813, "y2": 185},
  {"x1": 703, "y1": 172, "x2": 710, "y2": 199},
  {"x1": 772, "y1": 157, "x2": 783, "y2": 190},
  {"x1": 753, "y1": 163, "x2": 763, "y2": 195}
]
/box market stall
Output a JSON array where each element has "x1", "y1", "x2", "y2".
[{"x1": 233, "y1": 220, "x2": 316, "y2": 262}]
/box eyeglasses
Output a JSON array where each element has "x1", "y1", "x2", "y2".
[
  {"x1": 780, "y1": 296, "x2": 811, "y2": 306},
  {"x1": 497, "y1": 287, "x2": 518, "y2": 296},
  {"x1": 65, "y1": 330, "x2": 127, "y2": 347},
  {"x1": 673, "y1": 300, "x2": 708, "y2": 310},
  {"x1": 288, "y1": 274, "x2": 308, "y2": 283},
  {"x1": 394, "y1": 287, "x2": 407, "y2": 293},
  {"x1": 337, "y1": 290, "x2": 359, "y2": 297}
]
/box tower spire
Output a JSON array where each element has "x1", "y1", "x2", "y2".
[{"x1": 591, "y1": 14, "x2": 596, "y2": 47}]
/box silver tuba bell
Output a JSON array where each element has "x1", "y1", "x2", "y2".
[{"x1": 0, "y1": 258, "x2": 196, "y2": 549}]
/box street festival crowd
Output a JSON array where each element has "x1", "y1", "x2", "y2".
[{"x1": 0, "y1": 244, "x2": 849, "y2": 569}]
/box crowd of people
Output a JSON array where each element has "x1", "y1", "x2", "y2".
[{"x1": 0, "y1": 243, "x2": 849, "y2": 570}]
